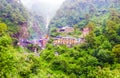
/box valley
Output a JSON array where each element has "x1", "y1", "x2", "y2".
[{"x1": 0, "y1": 0, "x2": 120, "y2": 78}]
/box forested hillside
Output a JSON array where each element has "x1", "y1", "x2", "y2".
[
  {"x1": 0, "y1": 0, "x2": 120, "y2": 78},
  {"x1": 40, "y1": 9, "x2": 120, "y2": 77},
  {"x1": 0, "y1": 0, "x2": 29, "y2": 37},
  {"x1": 0, "y1": 0, "x2": 28, "y2": 24},
  {"x1": 50, "y1": 0, "x2": 120, "y2": 28},
  {"x1": 0, "y1": 0, "x2": 46, "y2": 39}
]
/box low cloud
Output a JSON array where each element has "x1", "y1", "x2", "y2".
[{"x1": 21, "y1": 0, "x2": 65, "y2": 18}]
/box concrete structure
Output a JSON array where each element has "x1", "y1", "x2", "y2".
[
  {"x1": 53, "y1": 27, "x2": 90, "y2": 46},
  {"x1": 81, "y1": 27, "x2": 90, "y2": 38},
  {"x1": 39, "y1": 39, "x2": 48, "y2": 48},
  {"x1": 18, "y1": 35, "x2": 49, "y2": 50},
  {"x1": 53, "y1": 37, "x2": 83, "y2": 45},
  {"x1": 57, "y1": 26, "x2": 74, "y2": 33}
]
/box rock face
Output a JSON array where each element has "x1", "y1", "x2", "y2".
[{"x1": 19, "y1": 22, "x2": 29, "y2": 40}]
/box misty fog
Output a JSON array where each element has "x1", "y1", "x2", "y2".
[{"x1": 21, "y1": 0, "x2": 65, "y2": 18}]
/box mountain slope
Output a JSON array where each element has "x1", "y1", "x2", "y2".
[
  {"x1": 0, "y1": 0, "x2": 28, "y2": 24},
  {"x1": 50, "y1": 0, "x2": 120, "y2": 28},
  {"x1": 0, "y1": 0, "x2": 47, "y2": 39},
  {"x1": 0, "y1": 0, "x2": 30, "y2": 36}
]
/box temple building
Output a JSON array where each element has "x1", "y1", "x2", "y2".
[
  {"x1": 57, "y1": 26, "x2": 74, "y2": 33},
  {"x1": 53, "y1": 37, "x2": 83, "y2": 45},
  {"x1": 80, "y1": 27, "x2": 90, "y2": 38}
]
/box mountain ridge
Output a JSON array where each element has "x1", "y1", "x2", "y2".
[{"x1": 50, "y1": 0, "x2": 120, "y2": 28}]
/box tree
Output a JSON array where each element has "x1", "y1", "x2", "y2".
[
  {"x1": 0, "y1": 22, "x2": 7, "y2": 34},
  {"x1": 105, "y1": 20, "x2": 119, "y2": 44},
  {"x1": 73, "y1": 24, "x2": 79, "y2": 31},
  {"x1": 96, "y1": 49, "x2": 113, "y2": 64},
  {"x1": 112, "y1": 44, "x2": 120, "y2": 63},
  {"x1": 0, "y1": 35, "x2": 18, "y2": 78},
  {"x1": 85, "y1": 22, "x2": 96, "y2": 47},
  {"x1": 110, "y1": 9, "x2": 120, "y2": 24}
]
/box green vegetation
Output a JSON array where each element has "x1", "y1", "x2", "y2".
[
  {"x1": 39, "y1": 11, "x2": 120, "y2": 77},
  {"x1": 0, "y1": 0, "x2": 120, "y2": 78},
  {"x1": 0, "y1": 0, "x2": 28, "y2": 24},
  {"x1": 50, "y1": 0, "x2": 120, "y2": 28},
  {"x1": 0, "y1": 0, "x2": 29, "y2": 37},
  {"x1": 1, "y1": 10, "x2": 120, "y2": 77}
]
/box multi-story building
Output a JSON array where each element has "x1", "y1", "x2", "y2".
[{"x1": 53, "y1": 37, "x2": 83, "y2": 45}]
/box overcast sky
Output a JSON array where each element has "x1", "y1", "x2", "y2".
[
  {"x1": 21, "y1": 0, "x2": 65, "y2": 9},
  {"x1": 21, "y1": 0, "x2": 65, "y2": 17}
]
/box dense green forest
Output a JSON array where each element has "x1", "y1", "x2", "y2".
[
  {"x1": 0, "y1": 0, "x2": 29, "y2": 34},
  {"x1": 50, "y1": 0, "x2": 120, "y2": 28},
  {"x1": 0, "y1": 0, "x2": 120, "y2": 78}
]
